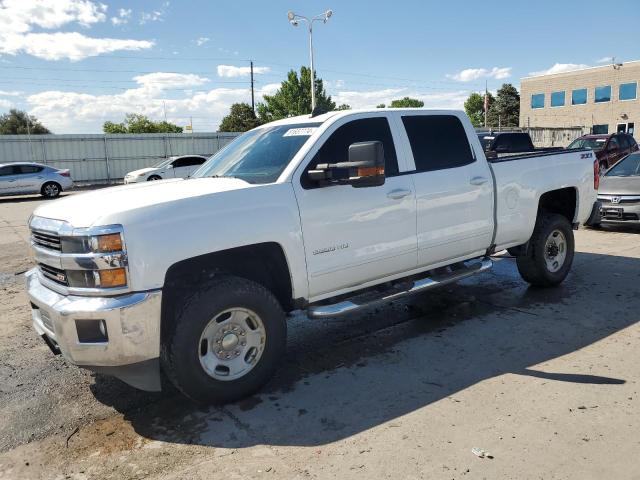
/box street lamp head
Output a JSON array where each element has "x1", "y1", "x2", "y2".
[
  {"x1": 287, "y1": 11, "x2": 295, "y2": 21},
  {"x1": 290, "y1": 19, "x2": 299, "y2": 27},
  {"x1": 325, "y1": 9, "x2": 332, "y2": 19}
]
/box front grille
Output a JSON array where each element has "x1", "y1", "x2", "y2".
[
  {"x1": 31, "y1": 230, "x2": 62, "y2": 251},
  {"x1": 38, "y1": 263, "x2": 69, "y2": 286}
]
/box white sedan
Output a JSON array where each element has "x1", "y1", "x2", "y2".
[{"x1": 124, "y1": 155, "x2": 208, "y2": 184}]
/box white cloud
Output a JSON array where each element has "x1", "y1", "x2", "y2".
[
  {"x1": 24, "y1": 73, "x2": 270, "y2": 133},
  {"x1": 331, "y1": 88, "x2": 468, "y2": 111},
  {"x1": 447, "y1": 66, "x2": 512, "y2": 82},
  {"x1": 0, "y1": 0, "x2": 154, "y2": 60},
  {"x1": 140, "y1": 2, "x2": 169, "y2": 24},
  {"x1": 217, "y1": 65, "x2": 270, "y2": 78},
  {"x1": 132, "y1": 72, "x2": 210, "y2": 90},
  {"x1": 0, "y1": 90, "x2": 22, "y2": 96},
  {"x1": 0, "y1": 98, "x2": 12, "y2": 109},
  {"x1": 529, "y1": 63, "x2": 590, "y2": 76},
  {"x1": 111, "y1": 8, "x2": 131, "y2": 26},
  {"x1": 596, "y1": 56, "x2": 614, "y2": 64},
  {"x1": 195, "y1": 36, "x2": 210, "y2": 46}
]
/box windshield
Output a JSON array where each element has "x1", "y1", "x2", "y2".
[
  {"x1": 606, "y1": 153, "x2": 640, "y2": 177},
  {"x1": 567, "y1": 138, "x2": 607, "y2": 150},
  {"x1": 193, "y1": 123, "x2": 321, "y2": 184},
  {"x1": 153, "y1": 158, "x2": 174, "y2": 168}
]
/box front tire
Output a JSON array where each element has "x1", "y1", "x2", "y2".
[
  {"x1": 161, "y1": 275, "x2": 286, "y2": 404},
  {"x1": 516, "y1": 212, "x2": 575, "y2": 287},
  {"x1": 147, "y1": 175, "x2": 162, "y2": 181},
  {"x1": 41, "y1": 181, "x2": 61, "y2": 198}
]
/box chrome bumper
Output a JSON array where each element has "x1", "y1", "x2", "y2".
[{"x1": 26, "y1": 268, "x2": 162, "y2": 368}]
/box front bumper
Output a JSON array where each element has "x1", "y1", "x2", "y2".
[
  {"x1": 26, "y1": 268, "x2": 163, "y2": 390},
  {"x1": 123, "y1": 176, "x2": 144, "y2": 184},
  {"x1": 598, "y1": 200, "x2": 640, "y2": 223}
]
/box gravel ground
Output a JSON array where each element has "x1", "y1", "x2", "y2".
[{"x1": 0, "y1": 191, "x2": 639, "y2": 479}]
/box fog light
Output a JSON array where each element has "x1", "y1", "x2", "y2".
[
  {"x1": 75, "y1": 319, "x2": 108, "y2": 343},
  {"x1": 98, "y1": 268, "x2": 127, "y2": 288}
]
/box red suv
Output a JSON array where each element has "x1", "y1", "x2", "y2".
[{"x1": 568, "y1": 133, "x2": 639, "y2": 172}]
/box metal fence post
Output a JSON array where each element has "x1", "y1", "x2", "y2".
[
  {"x1": 41, "y1": 138, "x2": 47, "y2": 165},
  {"x1": 103, "y1": 136, "x2": 111, "y2": 183}
]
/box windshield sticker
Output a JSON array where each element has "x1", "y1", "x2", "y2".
[{"x1": 283, "y1": 127, "x2": 318, "y2": 137}]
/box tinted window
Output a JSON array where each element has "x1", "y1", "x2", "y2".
[
  {"x1": 402, "y1": 115, "x2": 473, "y2": 172},
  {"x1": 0, "y1": 165, "x2": 19, "y2": 176},
  {"x1": 618, "y1": 134, "x2": 630, "y2": 150},
  {"x1": 619, "y1": 82, "x2": 637, "y2": 101},
  {"x1": 173, "y1": 156, "x2": 205, "y2": 167},
  {"x1": 608, "y1": 137, "x2": 620, "y2": 150},
  {"x1": 496, "y1": 133, "x2": 532, "y2": 152},
  {"x1": 551, "y1": 91, "x2": 565, "y2": 107},
  {"x1": 572, "y1": 88, "x2": 587, "y2": 105},
  {"x1": 606, "y1": 153, "x2": 640, "y2": 176},
  {"x1": 305, "y1": 117, "x2": 399, "y2": 186},
  {"x1": 593, "y1": 124, "x2": 609, "y2": 135},
  {"x1": 595, "y1": 85, "x2": 611, "y2": 103},
  {"x1": 531, "y1": 93, "x2": 544, "y2": 109},
  {"x1": 17, "y1": 165, "x2": 44, "y2": 174}
]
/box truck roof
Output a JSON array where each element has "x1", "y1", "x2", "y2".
[{"x1": 261, "y1": 108, "x2": 466, "y2": 128}]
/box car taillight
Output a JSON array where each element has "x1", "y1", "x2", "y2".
[
  {"x1": 59, "y1": 170, "x2": 70, "y2": 177},
  {"x1": 593, "y1": 160, "x2": 599, "y2": 190}
]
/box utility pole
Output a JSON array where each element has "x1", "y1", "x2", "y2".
[
  {"x1": 250, "y1": 60, "x2": 255, "y2": 113},
  {"x1": 484, "y1": 80, "x2": 488, "y2": 128}
]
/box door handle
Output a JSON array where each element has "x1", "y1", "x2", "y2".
[
  {"x1": 387, "y1": 188, "x2": 412, "y2": 200},
  {"x1": 470, "y1": 176, "x2": 489, "y2": 186}
]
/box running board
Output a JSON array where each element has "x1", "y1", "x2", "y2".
[{"x1": 307, "y1": 258, "x2": 493, "y2": 319}]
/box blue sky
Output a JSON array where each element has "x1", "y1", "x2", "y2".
[{"x1": 0, "y1": 0, "x2": 638, "y2": 133}]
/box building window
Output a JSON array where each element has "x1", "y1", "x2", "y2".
[
  {"x1": 551, "y1": 91, "x2": 565, "y2": 107},
  {"x1": 531, "y1": 93, "x2": 545, "y2": 109},
  {"x1": 572, "y1": 88, "x2": 587, "y2": 105},
  {"x1": 594, "y1": 85, "x2": 611, "y2": 103},
  {"x1": 592, "y1": 124, "x2": 609, "y2": 134},
  {"x1": 619, "y1": 82, "x2": 637, "y2": 101}
]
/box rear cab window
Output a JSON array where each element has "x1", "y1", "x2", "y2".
[{"x1": 401, "y1": 115, "x2": 474, "y2": 172}]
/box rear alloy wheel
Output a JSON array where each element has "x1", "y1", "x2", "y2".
[
  {"x1": 516, "y1": 212, "x2": 575, "y2": 287},
  {"x1": 147, "y1": 175, "x2": 162, "y2": 181},
  {"x1": 41, "y1": 182, "x2": 61, "y2": 198}
]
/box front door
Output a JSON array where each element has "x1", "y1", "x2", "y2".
[
  {"x1": 293, "y1": 115, "x2": 417, "y2": 300},
  {"x1": 0, "y1": 165, "x2": 21, "y2": 194},
  {"x1": 14, "y1": 165, "x2": 44, "y2": 193},
  {"x1": 395, "y1": 112, "x2": 494, "y2": 268}
]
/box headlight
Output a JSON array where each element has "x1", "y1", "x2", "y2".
[
  {"x1": 66, "y1": 268, "x2": 127, "y2": 288},
  {"x1": 61, "y1": 233, "x2": 124, "y2": 254}
]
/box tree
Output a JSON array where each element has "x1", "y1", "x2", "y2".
[
  {"x1": 376, "y1": 103, "x2": 386, "y2": 108},
  {"x1": 486, "y1": 84, "x2": 520, "y2": 128},
  {"x1": 389, "y1": 97, "x2": 424, "y2": 108},
  {"x1": 256, "y1": 66, "x2": 336, "y2": 122},
  {"x1": 464, "y1": 91, "x2": 495, "y2": 127},
  {"x1": 103, "y1": 113, "x2": 183, "y2": 133},
  {"x1": 218, "y1": 103, "x2": 261, "y2": 132},
  {"x1": 335, "y1": 104, "x2": 351, "y2": 111},
  {"x1": 0, "y1": 109, "x2": 50, "y2": 134}
]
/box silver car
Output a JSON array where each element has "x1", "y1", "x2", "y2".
[
  {"x1": 0, "y1": 162, "x2": 73, "y2": 199},
  {"x1": 597, "y1": 152, "x2": 640, "y2": 224}
]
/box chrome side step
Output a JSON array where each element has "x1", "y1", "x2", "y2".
[{"x1": 307, "y1": 257, "x2": 493, "y2": 319}]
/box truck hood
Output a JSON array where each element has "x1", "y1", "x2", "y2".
[
  {"x1": 33, "y1": 177, "x2": 252, "y2": 227},
  {"x1": 599, "y1": 176, "x2": 640, "y2": 195}
]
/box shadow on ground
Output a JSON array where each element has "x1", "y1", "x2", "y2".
[{"x1": 90, "y1": 250, "x2": 639, "y2": 448}]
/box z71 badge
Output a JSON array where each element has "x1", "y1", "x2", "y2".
[{"x1": 580, "y1": 152, "x2": 593, "y2": 159}]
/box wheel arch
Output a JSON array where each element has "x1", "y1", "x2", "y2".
[{"x1": 161, "y1": 242, "x2": 295, "y2": 342}]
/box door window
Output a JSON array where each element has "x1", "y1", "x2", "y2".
[
  {"x1": 17, "y1": 165, "x2": 44, "y2": 174},
  {"x1": 401, "y1": 115, "x2": 474, "y2": 172},
  {"x1": 0, "y1": 166, "x2": 19, "y2": 176},
  {"x1": 303, "y1": 117, "x2": 399, "y2": 188},
  {"x1": 618, "y1": 134, "x2": 630, "y2": 150},
  {"x1": 171, "y1": 157, "x2": 196, "y2": 168},
  {"x1": 608, "y1": 137, "x2": 620, "y2": 151}
]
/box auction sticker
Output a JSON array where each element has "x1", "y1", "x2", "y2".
[{"x1": 283, "y1": 127, "x2": 318, "y2": 137}]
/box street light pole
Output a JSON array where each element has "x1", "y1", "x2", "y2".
[{"x1": 287, "y1": 9, "x2": 332, "y2": 112}]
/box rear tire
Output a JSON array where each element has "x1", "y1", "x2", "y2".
[
  {"x1": 161, "y1": 275, "x2": 286, "y2": 404},
  {"x1": 516, "y1": 212, "x2": 574, "y2": 287},
  {"x1": 41, "y1": 182, "x2": 61, "y2": 198}
]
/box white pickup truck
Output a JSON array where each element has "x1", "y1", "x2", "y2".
[{"x1": 26, "y1": 109, "x2": 600, "y2": 403}]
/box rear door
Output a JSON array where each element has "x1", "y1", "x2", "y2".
[
  {"x1": 395, "y1": 112, "x2": 494, "y2": 268},
  {"x1": 15, "y1": 165, "x2": 45, "y2": 193},
  {"x1": 293, "y1": 114, "x2": 417, "y2": 299}
]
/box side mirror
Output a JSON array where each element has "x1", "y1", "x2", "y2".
[{"x1": 308, "y1": 141, "x2": 386, "y2": 188}]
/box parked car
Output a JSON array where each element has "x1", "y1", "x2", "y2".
[
  {"x1": 0, "y1": 162, "x2": 72, "y2": 198},
  {"x1": 124, "y1": 155, "x2": 208, "y2": 183},
  {"x1": 476, "y1": 131, "x2": 562, "y2": 158},
  {"x1": 26, "y1": 109, "x2": 599, "y2": 403},
  {"x1": 567, "y1": 133, "x2": 639, "y2": 172},
  {"x1": 595, "y1": 152, "x2": 640, "y2": 224}
]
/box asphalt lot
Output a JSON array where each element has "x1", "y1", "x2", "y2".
[{"x1": 0, "y1": 190, "x2": 639, "y2": 479}]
